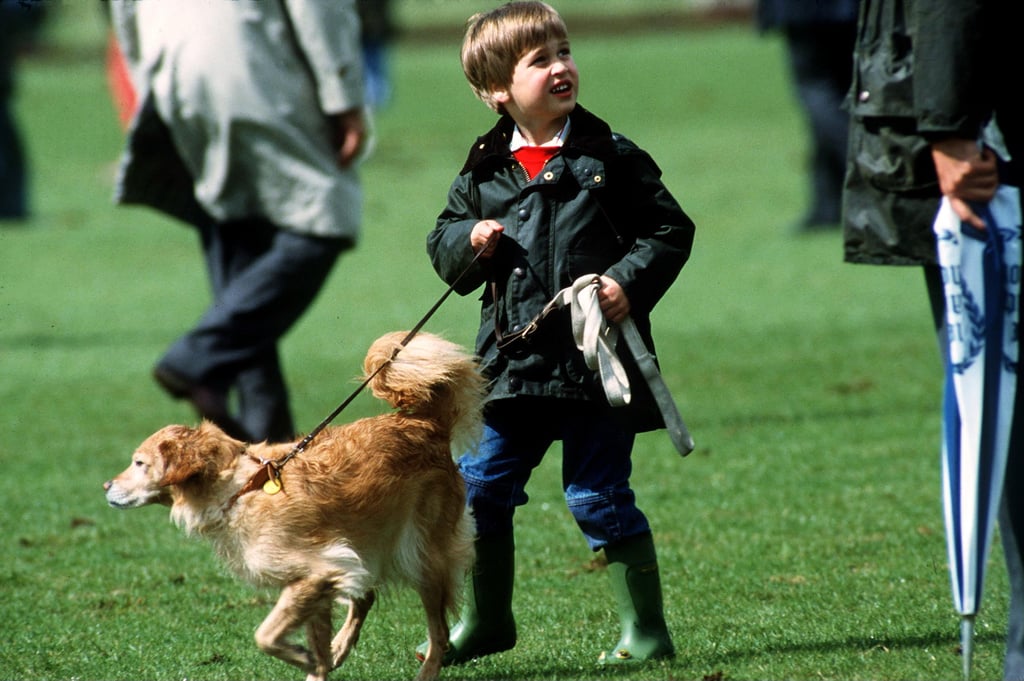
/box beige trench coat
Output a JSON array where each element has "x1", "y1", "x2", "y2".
[{"x1": 111, "y1": 0, "x2": 364, "y2": 240}]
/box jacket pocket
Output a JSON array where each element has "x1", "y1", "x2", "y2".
[{"x1": 849, "y1": 119, "x2": 938, "y2": 194}]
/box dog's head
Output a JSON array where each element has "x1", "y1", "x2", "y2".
[{"x1": 104, "y1": 422, "x2": 242, "y2": 509}]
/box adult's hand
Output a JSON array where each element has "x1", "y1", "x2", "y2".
[
  {"x1": 931, "y1": 138, "x2": 999, "y2": 229},
  {"x1": 331, "y1": 108, "x2": 367, "y2": 168}
]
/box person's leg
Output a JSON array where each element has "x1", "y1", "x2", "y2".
[
  {"x1": 417, "y1": 401, "x2": 554, "y2": 666},
  {"x1": 0, "y1": 96, "x2": 28, "y2": 220},
  {"x1": 1000, "y1": 457, "x2": 1024, "y2": 680},
  {"x1": 560, "y1": 405, "x2": 673, "y2": 664},
  {"x1": 784, "y1": 23, "x2": 855, "y2": 229},
  {"x1": 1002, "y1": 265, "x2": 1024, "y2": 681},
  {"x1": 153, "y1": 218, "x2": 265, "y2": 440},
  {"x1": 156, "y1": 221, "x2": 342, "y2": 440},
  {"x1": 235, "y1": 356, "x2": 295, "y2": 443}
]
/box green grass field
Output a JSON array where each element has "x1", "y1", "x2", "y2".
[{"x1": 0, "y1": 4, "x2": 1011, "y2": 681}]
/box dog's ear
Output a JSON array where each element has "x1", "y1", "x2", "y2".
[{"x1": 156, "y1": 426, "x2": 211, "y2": 487}]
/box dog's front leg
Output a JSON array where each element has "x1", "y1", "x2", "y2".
[
  {"x1": 255, "y1": 579, "x2": 333, "y2": 680},
  {"x1": 331, "y1": 590, "x2": 376, "y2": 670},
  {"x1": 306, "y1": 598, "x2": 334, "y2": 681}
]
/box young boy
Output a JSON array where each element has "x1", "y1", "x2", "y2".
[{"x1": 422, "y1": 1, "x2": 695, "y2": 667}]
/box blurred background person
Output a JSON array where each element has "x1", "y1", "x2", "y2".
[
  {"x1": 757, "y1": 0, "x2": 857, "y2": 232},
  {"x1": 358, "y1": 0, "x2": 396, "y2": 110},
  {"x1": 110, "y1": 0, "x2": 367, "y2": 443},
  {"x1": 1, "y1": 0, "x2": 48, "y2": 222}
]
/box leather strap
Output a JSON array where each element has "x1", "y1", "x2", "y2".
[
  {"x1": 486, "y1": 267, "x2": 696, "y2": 455},
  {"x1": 225, "y1": 459, "x2": 278, "y2": 510},
  {"x1": 547, "y1": 275, "x2": 694, "y2": 456}
]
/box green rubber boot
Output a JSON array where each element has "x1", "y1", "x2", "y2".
[
  {"x1": 416, "y1": 530, "x2": 517, "y2": 666},
  {"x1": 597, "y1": 532, "x2": 675, "y2": 665}
]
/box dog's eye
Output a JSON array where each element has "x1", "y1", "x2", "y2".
[{"x1": 134, "y1": 459, "x2": 145, "y2": 468}]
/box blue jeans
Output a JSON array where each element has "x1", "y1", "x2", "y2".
[{"x1": 459, "y1": 398, "x2": 651, "y2": 551}]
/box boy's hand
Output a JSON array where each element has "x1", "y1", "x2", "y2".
[
  {"x1": 598, "y1": 275, "x2": 630, "y2": 324},
  {"x1": 471, "y1": 220, "x2": 504, "y2": 258}
]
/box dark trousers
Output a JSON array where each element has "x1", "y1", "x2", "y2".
[
  {"x1": 926, "y1": 265, "x2": 1024, "y2": 680},
  {"x1": 0, "y1": 96, "x2": 27, "y2": 219},
  {"x1": 783, "y1": 23, "x2": 855, "y2": 226},
  {"x1": 159, "y1": 219, "x2": 343, "y2": 442}
]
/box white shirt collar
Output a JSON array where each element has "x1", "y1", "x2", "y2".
[{"x1": 509, "y1": 118, "x2": 571, "y2": 151}]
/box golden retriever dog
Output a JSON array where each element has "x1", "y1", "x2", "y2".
[{"x1": 103, "y1": 331, "x2": 484, "y2": 681}]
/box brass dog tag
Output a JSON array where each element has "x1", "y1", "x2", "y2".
[{"x1": 263, "y1": 467, "x2": 282, "y2": 495}]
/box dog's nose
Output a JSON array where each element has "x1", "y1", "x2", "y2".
[{"x1": 103, "y1": 480, "x2": 111, "y2": 492}]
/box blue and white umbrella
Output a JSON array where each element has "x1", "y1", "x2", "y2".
[{"x1": 933, "y1": 184, "x2": 1022, "y2": 681}]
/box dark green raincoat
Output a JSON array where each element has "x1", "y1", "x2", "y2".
[
  {"x1": 427, "y1": 106, "x2": 694, "y2": 431},
  {"x1": 842, "y1": 0, "x2": 1022, "y2": 266}
]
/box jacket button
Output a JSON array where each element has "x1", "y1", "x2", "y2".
[
  {"x1": 509, "y1": 377, "x2": 522, "y2": 391},
  {"x1": 518, "y1": 208, "x2": 530, "y2": 220},
  {"x1": 543, "y1": 171, "x2": 555, "y2": 181},
  {"x1": 858, "y1": 90, "x2": 870, "y2": 103},
  {"x1": 511, "y1": 323, "x2": 523, "y2": 332},
  {"x1": 513, "y1": 267, "x2": 525, "y2": 279}
]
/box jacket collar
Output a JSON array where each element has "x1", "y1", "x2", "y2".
[{"x1": 460, "y1": 104, "x2": 616, "y2": 175}]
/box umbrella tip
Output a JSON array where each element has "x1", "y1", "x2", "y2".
[{"x1": 961, "y1": 615, "x2": 975, "y2": 681}]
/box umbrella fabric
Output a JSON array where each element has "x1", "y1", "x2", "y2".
[{"x1": 933, "y1": 184, "x2": 1022, "y2": 679}]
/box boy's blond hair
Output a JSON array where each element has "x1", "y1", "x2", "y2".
[{"x1": 461, "y1": 1, "x2": 568, "y2": 114}]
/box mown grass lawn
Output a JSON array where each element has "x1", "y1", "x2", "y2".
[{"x1": 0, "y1": 3, "x2": 1009, "y2": 680}]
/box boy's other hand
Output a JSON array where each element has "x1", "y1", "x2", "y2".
[{"x1": 598, "y1": 275, "x2": 630, "y2": 324}]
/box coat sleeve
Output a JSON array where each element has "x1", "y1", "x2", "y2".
[
  {"x1": 282, "y1": 0, "x2": 365, "y2": 114},
  {"x1": 913, "y1": 0, "x2": 990, "y2": 139},
  {"x1": 427, "y1": 173, "x2": 489, "y2": 295},
  {"x1": 602, "y1": 143, "x2": 695, "y2": 316}
]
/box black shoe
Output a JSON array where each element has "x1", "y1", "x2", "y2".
[{"x1": 153, "y1": 366, "x2": 253, "y2": 441}]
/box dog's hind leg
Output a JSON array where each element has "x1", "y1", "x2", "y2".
[
  {"x1": 330, "y1": 591, "x2": 375, "y2": 670},
  {"x1": 255, "y1": 579, "x2": 334, "y2": 680},
  {"x1": 415, "y1": 586, "x2": 452, "y2": 681}
]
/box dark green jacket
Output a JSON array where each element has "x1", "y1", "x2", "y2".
[
  {"x1": 842, "y1": 0, "x2": 1023, "y2": 266},
  {"x1": 427, "y1": 106, "x2": 694, "y2": 430}
]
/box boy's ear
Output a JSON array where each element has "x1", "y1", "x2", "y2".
[{"x1": 490, "y1": 88, "x2": 510, "y2": 106}]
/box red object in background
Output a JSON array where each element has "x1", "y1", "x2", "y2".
[{"x1": 106, "y1": 33, "x2": 136, "y2": 129}]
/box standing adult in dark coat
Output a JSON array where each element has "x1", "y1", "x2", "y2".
[
  {"x1": 757, "y1": 0, "x2": 858, "y2": 231},
  {"x1": 843, "y1": 1, "x2": 1023, "y2": 678}
]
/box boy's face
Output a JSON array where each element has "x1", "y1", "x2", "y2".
[{"x1": 493, "y1": 36, "x2": 578, "y2": 138}]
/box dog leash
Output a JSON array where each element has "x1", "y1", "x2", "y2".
[
  {"x1": 556, "y1": 275, "x2": 695, "y2": 456},
  {"x1": 226, "y1": 237, "x2": 496, "y2": 508}
]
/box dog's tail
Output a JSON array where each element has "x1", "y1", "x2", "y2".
[{"x1": 364, "y1": 331, "x2": 486, "y2": 454}]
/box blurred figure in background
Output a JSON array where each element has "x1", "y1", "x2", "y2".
[
  {"x1": 110, "y1": 0, "x2": 367, "y2": 443},
  {"x1": 358, "y1": 0, "x2": 396, "y2": 110},
  {"x1": 0, "y1": 0, "x2": 48, "y2": 222},
  {"x1": 757, "y1": 0, "x2": 857, "y2": 232}
]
